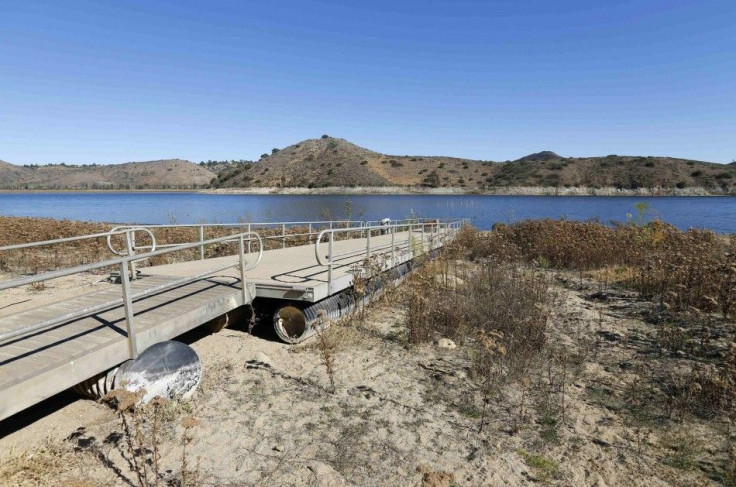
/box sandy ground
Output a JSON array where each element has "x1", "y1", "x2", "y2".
[{"x1": 0, "y1": 270, "x2": 731, "y2": 485}]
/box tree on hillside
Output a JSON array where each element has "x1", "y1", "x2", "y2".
[{"x1": 422, "y1": 170, "x2": 440, "y2": 188}]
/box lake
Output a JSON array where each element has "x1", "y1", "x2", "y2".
[{"x1": 0, "y1": 192, "x2": 735, "y2": 233}]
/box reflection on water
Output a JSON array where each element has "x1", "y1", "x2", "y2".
[{"x1": 0, "y1": 193, "x2": 734, "y2": 233}]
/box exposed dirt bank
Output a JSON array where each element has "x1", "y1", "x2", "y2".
[{"x1": 203, "y1": 186, "x2": 734, "y2": 196}]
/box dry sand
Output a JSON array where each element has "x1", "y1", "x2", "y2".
[{"x1": 0, "y1": 271, "x2": 729, "y2": 486}]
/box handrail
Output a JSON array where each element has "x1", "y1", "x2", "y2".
[
  {"x1": 313, "y1": 218, "x2": 469, "y2": 266},
  {"x1": 0, "y1": 231, "x2": 263, "y2": 358},
  {"x1": 0, "y1": 226, "x2": 153, "y2": 252},
  {"x1": 313, "y1": 218, "x2": 468, "y2": 294},
  {"x1": 111, "y1": 220, "x2": 366, "y2": 256},
  {"x1": 116, "y1": 220, "x2": 362, "y2": 229},
  {"x1": 107, "y1": 226, "x2": 157, "y2": 256},
  {"x1": 0, "y1": 231, "x2": 261, "y2": 291},
  {"x1": 313, "y1": 221, "x2": 420, "y2": 266}
]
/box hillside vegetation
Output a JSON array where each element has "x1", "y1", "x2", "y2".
[
  {"x1": 212, "y1": 136, "x2": 736, "y2": 193},
  {"x1": 2, "y1": 137, "x2": 735, "y2": 192},
  {"x1": 0, "y1": 159, "x2": 215, "y2": 190}
]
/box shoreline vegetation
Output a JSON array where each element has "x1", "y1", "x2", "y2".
[
  {"x1": 0, "y1": 216, "x2": 734, "y2": 485},
  {"x1": 0, "y1": 185, "x2": 734, "y2": 196}
]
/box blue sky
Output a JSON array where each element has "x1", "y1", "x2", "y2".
[{"x1": 1, "y1": 0, "x2": 734, "y2": 164}]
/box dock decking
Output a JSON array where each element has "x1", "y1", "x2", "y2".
[{"x1": 0, "y1": 227, "x2": 450, "y2": 421}]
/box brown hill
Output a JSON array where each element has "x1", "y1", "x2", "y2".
[
  {"x1": 212, "y1": 137, "x2": 736, "y2": 192},
  {"x1": 0, "y1": 159, "x2": 216, "y2": 190},
  {"x1": 515, "y1": 151, "x2": 560, "y2": 162},
  {"x1": 0, "y1": 160, "x2": 30, "y2": 187},
  {"x1": 2, "y1": 141, "x2": 735, "y2": 192},
  {"x1": 212, "y1": 136, "x2": 491, "y2": 189},
  {"x1": 489, "y1": 154, "x2": 735, "y2": 190}
]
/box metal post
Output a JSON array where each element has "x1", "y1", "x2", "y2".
[
  {"x1": 247, "y1": 224, "x2": 252, "y2": 253},
  {"x1": 120, "y1": 261, "x2": 139, "y2": 359},
  {"x1": 327, "y1": 232, "x2": 334, "y2": 295},
  {"x1": 421, "y1": 223, "x2": 425, "y2": 255},
  {"x1": 308, "y1": 223, "x2": 313, "y2": 244},
  {"x1": 282, "y1": 223, "x2": 286, "y2": 249},
  {"x1": 408, "y1": 223, "x2": 413, "y2": 259},
  {"x1": 199, "y1": 225, "x2": 205, "y2": 260},
  {"x1": 391, "y1": 225, "x2": 396, "y2": 266},
  {"x1": 366, "y1": 226, "x2": 371, "y2": 259},
  {"x1": 238, "y1": 236, "x2": 248, "y2": 304},
  {"x1": 125, "y1": 229, "x2": 137, "y2": 280}
]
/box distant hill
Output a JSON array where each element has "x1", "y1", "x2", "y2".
[
  {"x1": 211, "y1": 137, "x2": 736, "y2": 192},
  {"x1": 515, "y1": 151, "x2": 560, "y2": 162},
  {"x1": 0, "y1": 159, "x2": 216, "y2": 190},
  {"x1": 2, "y1": 139, "x2": 735, "y2": 192}
]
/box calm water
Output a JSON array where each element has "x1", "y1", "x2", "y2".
[{"x1": 0, "y1": 192, "x2": 735, "y2": 233}]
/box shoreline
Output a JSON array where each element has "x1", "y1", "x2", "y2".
[
  {"x1": 0, "y1": 186, "x2": 733, "y2": 196},
  {"x1": 201, "y1": 185, "x2": 733, "y2": 196}
]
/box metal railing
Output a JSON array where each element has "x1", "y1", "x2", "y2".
[
  {"x1": 314, "y1": 218, "x2": 468, "y2": 294},
  {"x1": 0, "y1": 230, "x2": 263, "y2": 358},
  {"x1": 110, "y1": 220, "x2": 365, "y2": 260},
  {"x1": 0, "y1": 217, "x2": 469, "y2": 355}
]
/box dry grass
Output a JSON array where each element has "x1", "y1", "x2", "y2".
[
  {"x1": 401, "y1": 223, "x2": 736, "y2": 482},
  {"x1": 466, "y1": 219, "x2": 736, "y2": 318},
  {"x1": 0, "y1": 441, "x2": 80, "y2": 486},
  {"x1": 98, "y1": 390, "x2": 202, "y2": 487}
]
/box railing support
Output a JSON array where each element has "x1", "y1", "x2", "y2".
[
  {"x1": 327, "y1": 232, "x2": 334, "y2": 295},
  {"x1": 420, "y1": 223, "x2": 425, "y2": 255},
  {"x1": 238, "y1": 236, "x2": 248, "y2": 304},
  {"x1": 391, "y1": 226, "x2": 396, "y2": 266},
  {"x1": 120, "y1": 260, "x2": 139, "y2": 359},
  {"x1": 282, "y1": 223, "x2": 286, "y2": 249},
  {"x1": 125, "y1": 229, "x2": 137, "y2": 280},
  {"x1": 408, "y1": 223, "x2": 413, "y2": 259},
  {"x1": 199, "y1": 225, "x2": 205, "y2": 260}
]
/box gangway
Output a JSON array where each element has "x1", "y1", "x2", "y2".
[{"x1": 0, "y1": 218, "x2": 467, "y2": 421}]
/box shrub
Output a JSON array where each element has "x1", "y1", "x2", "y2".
[
  {"x1": 422, "y1": 171, "x2": 440, "y2": 187},
  {"x1": 464, "y1": 219, "x2": 735, "y2": 318}
]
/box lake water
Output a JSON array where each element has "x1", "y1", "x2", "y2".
[{"x1": 0, "y1": 192, "x2": 735, "y2": 233}]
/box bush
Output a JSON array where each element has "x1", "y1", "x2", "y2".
[
  {"x1": 465, "y1": 220, "x2": 735, "y2": 318},
  {"x1": 422, "y1": 171, "x2": 440, "y2": 187}
]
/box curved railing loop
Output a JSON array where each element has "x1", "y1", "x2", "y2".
[{"x1": 106, "y1": 226, "x2": 157, "y2": 256}]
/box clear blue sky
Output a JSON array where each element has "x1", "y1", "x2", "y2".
[{"x1": 1, "y1": 0, "x2": 734, "y2": 164}]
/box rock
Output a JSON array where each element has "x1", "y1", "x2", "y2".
[
  {"x1": 115, "y1": 341, "x2": 202, "y2": 404},
  {"x1": 253, "y1": 351, "x2": 272, "y2": 366},
  {"x1": 273, "y1": 444, "x2": 284, "y2": 452},
  {"x1": 437, "y1": 338, "x2": 456, "y2": 349},
  {"x1": 592, "y1": 437, "x2": 611, "y2": 447}
]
